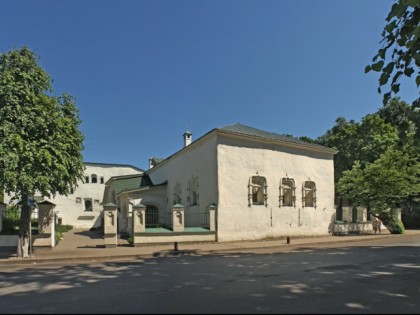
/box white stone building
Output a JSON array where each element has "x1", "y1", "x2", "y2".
[
  {"x1": 105, "y1": 123, "x2": 337, "y2": 242},
  {"x1": 3, "y1": 162, "x2": 143, "y2": 229}
]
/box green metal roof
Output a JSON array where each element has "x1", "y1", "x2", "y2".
[{"x1": 112, "y1": 174, "x2": 153, "y2": 195}]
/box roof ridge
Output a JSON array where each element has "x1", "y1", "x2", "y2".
[{"x1": 217, "y1": 123, "x2": 335, "y2": 152}]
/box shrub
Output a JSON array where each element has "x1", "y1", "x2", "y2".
[
  {"x1": 55, "y1": 223, "x2": 73, "y2": 245},
  {"x1": 127, "y1": 236, "x2": 134, "y2": 246}
]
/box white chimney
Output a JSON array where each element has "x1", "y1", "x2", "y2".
[{"x1": 183, "y1": 130, "x2": 192, "y2": 147}]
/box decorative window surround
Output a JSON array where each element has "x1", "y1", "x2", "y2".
[
  {"x1": 279, "y1": 177, "x2": 296, "y2": 207},
  {"x1": 302, "y1": 180, "x2": 317, "y2": 208},
  {"x1": 187, "y1": 176, "x2": 199, "y2": 206},
  {"x1": 248, "y1": 174, "x2": 268, "y2": 207}
]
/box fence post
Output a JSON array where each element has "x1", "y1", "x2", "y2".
[
  {"x1": 132, "y1": 203, "x2": 146, "y2": 246},
  {"x1": 207, "y1": 204, "x2": 217, "y2": 231},
  {"x1": 172, "y1": 204, "x2": 185, "y2": 232},
  {"x1": 35, "y1": 200, "x2": 56, "y2": 248},
  {"x1": 103, "y1": 203, "x2": 118, "y2": 248}
]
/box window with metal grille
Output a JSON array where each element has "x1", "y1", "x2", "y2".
[
  {"x1": 248, "y1": 174, "x2": 268, "y2": 207},
  {"x1": 279, "y1": 177, "x2": 296, "y2": 207},
  {"x1": 302, "y1": 180, "x2": 316, "y2": 208}
]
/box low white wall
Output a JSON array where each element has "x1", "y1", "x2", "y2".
[{"x1": 134, "y1": 233, "x2": 216, "y2": 244}]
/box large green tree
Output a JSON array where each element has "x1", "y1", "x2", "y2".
[
  {"x1": 0, "y1": 47, "x2": 85, "y2": 257},
  {"x1": 316, "y1": 97, "x2": 420, "y2": 230},
  {"x1": 316, "y1": 113, "x2": 399, "y2": 218},
  {"x1": 337, "y1": 147, "x2": 420, "y2": 233}
]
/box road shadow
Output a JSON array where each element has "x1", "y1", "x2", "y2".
[
  {"x1": 74, "y1": 229, "x2": 103, "y2": 239},
  {"x1": 1, "y1": 243, "x2": 420, "y2": 314}
]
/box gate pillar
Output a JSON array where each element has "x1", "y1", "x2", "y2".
[
  {"x1": 103, "y1": 203, "x2": 118, "y2": 248},
  {"x1": 132, "y1": 203, "x2": 146, "y2": 245},
  {"x1": 35, "y1": 200, "x2": 56, "y2": 248},
  {"x1": 207, "y1": 204, "x2": 217, "y2": 231},
  {"x1": 172, "y1": 204, "x2": 185, "y2": 232}
]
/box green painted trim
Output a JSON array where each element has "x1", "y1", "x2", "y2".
[{"x1": 103, "y1": 202, "x2": 118, "y2": 207}]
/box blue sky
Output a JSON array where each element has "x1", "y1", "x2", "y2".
[{"x1": 1, "y1": 0, "x2": 418, "y2": 170}]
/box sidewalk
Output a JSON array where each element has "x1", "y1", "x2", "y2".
[{"x1": 1, "y1": 229, "x2": 419, "y2": 266}]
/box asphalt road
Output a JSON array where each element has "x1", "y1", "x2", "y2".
[{"x1": 1, "y1": 235, "x2": 419, "y2": 314}]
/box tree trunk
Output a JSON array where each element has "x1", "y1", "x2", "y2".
[
  {"x1": 17, "y1": 195, "x2": 32, "y2": 258},
  {"x1": 381, "y1": 207, "x2": 405, "y2": 234}
]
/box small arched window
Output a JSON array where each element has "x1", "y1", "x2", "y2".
[
  {"x1": 248, "y1": 175, "x2": 268, "y2": 207},
  {"x1": 279, "y1": 177, "x2": 295, "y2": 207},
  {"x1": 302, "y1": 180, "x2": 316, "y2": 208},
  {"x1": 91, "y1": 174, "x2": 98, "y2": 184}
]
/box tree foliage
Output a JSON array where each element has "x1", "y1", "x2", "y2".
[
  {"x1": 317, "y1": 114, "x2": 399, "y2": 183},
  {"x1": 0, "y1": 47, "x2": 85, "y2": 257},
  {"x1": 365, "y1": 0, "x2": 419, "y2": 107},
  {"x1": 377, "y1": 96, "x2": 420, "y2": 152},
  {"x1": 317, "y1": 97, "x2": 420, "y2": 233},
  {"x1": 337, "y1": 147, "x2": 420, "y2": 233}
]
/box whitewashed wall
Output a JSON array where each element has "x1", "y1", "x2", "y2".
[
  {"x1": 216, "y1": 136, "x2": 335, "y2": 241},
  {"x1": 53, "y1": 164, "x2": 142, "y2": 228},
  {"x1": 147, "y1": 134, "x2": 219, "y2": 221},
  {"x1": 4, "y1": 164, "x2": 143, "y2": 229}
]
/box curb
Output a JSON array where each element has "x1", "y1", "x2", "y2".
[{"x1": 0, "y1": 233, "x2": 398, "y2": 267}]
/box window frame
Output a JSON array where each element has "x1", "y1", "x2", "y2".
[
  {"x1": 302, "y1": 180, "x2": 317, "y2": 208},
  {"x1": 248, "y1": 175, "x2": 268, "y2": 207},
  {"x1": 279, "y1": 177, "x2": 296, "y2": 207}
]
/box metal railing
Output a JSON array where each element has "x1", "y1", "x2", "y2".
[
  {"x1": 163, "y1": 209, "x2": 210, "y2": 230},
  {"x1": 145, "y1": 209, "x2": 160, "y2": 228},
  {"x1": 185, "y1": 210, "x2": 209, "y2": 228}
]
